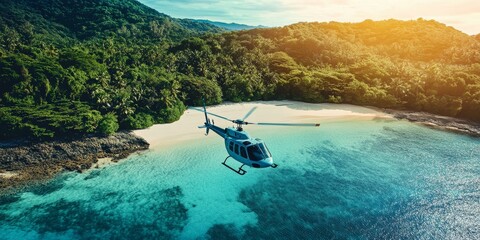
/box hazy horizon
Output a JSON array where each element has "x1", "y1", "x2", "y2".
[{"x1": 138, "y1": 0, "x2": 479, "y2": 35}]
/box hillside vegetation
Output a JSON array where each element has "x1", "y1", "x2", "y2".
[
  {"x1": 1, "y1": 0, "x2": 479, "y2": 140},
  {"x1": 171, "y1": 19, "x2": 480, "y2": 120}
]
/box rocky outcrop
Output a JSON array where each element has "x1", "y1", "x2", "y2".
[
  {"x1": 0, "y1": 132, "x2": 149, "y2": 190},
  {"x1": 384, "y1": 110, "x2": 480, "y2": 137}
]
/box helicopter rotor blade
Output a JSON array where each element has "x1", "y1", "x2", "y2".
[
  {"x1": 241, "y1": 107, "x2": 257, "y2": 121},
  {"x1": 190, "y1": 107, "x2": 234, "y2": 122},
  {"x1": 249, "y1": 122, "x2": 320, "y2": 127}
]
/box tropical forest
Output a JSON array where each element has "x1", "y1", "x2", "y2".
[{"x1": 1, "y1": 0, "x2": 479, "y2": 140}]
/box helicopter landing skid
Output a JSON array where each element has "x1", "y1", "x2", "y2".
[{"x1": 222, "y1": 156, "x2": 246, "y2": 175}]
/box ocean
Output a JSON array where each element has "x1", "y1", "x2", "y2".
[{"x1": 0, "y1": 116, "x2": 479, "y2": 239}]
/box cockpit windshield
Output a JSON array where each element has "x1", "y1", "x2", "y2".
[
  {"x1": 258, "y1": 143, "x2": 272, "y2": 157},
  {"x1": 247, "y1": 143, "x2": 271, "y2": 161}
]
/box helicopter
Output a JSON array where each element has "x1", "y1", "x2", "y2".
[{"x1": 193, "y1": 100, "x2": 320, "y2": 175}]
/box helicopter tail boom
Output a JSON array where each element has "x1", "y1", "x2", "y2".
[{"x1": 202, "y1": 99, "x2": 210, "y2": 135}]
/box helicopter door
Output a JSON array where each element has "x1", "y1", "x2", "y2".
[
  {"x1": 240, "y1": 146, "x2": 247, "y2": 159},
  {"x1": 234, "y1": 144, "x2": 239, "y2": 155}
]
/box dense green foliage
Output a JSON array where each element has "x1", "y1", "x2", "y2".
[
  {"x1": 0, "y1": 101, "x2": 101, "y2": 139},
  {"x1": 0, "y1": 0, "x2": 221, "y2": 140},
  {"x1": 0, "y1": 0, "x2": 479, "y2": 140},
  {"x1": 170, "y1": 20, "x2": 480, "y2": 120},
  {"x1": 98, "y1": 113, "x2": 119, "y2": 135}
]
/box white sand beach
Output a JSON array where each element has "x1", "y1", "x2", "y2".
[
  {"x1": 133, "y1": 101, "x2": 392, "y2": 148},
  {"x1": 0, "y1": 171, "x2": 18, "y2": 179}
]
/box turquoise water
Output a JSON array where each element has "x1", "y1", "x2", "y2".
[{"x1": 1, "y1": 119, "x2": 479, "y2": 239}]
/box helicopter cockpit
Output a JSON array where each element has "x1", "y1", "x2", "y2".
[
  {"x1": 227, "y1": 139, "x2": 272, "y2": 162},
  {"x1": 247, "y1": 142, "x2": 271, "y2": 161}
]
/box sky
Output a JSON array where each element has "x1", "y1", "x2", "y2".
[{"x1": 137, "y1": 0, "x2": 480, "y2": 35}]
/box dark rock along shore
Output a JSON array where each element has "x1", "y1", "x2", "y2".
[
  {"x1": 384, "y1": 109, "x2": 480, "y2": 137},
  {"x1": 0, "y1": 132, "x2": 149, "y2": 191}
]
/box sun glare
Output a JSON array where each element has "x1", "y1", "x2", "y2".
[{"x1": 138, "y1": 0, "x2": 480, "y2": 34}]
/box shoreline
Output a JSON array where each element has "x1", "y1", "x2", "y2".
[
  {"x1": 133, "y1": 101, "x2": 394, "y2": 148},
  {"x1": 0, "y1": 131, "x2": 149, "y2": 192}
]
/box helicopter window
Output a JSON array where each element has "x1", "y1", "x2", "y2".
[
  {"x1": 229, "y1": 141, "x2": 234, "y2": 151},
  {"x1": 234, "y1": 144, "x2": 239, "y2": 155},
  {"x1": 243, "y1": 141, "x2": 251, "y2": 146},
  {"x1": 247, "y1": 145, "x2": 265, "y2": 161},
  {"x1": 258, "y1": 143, "x2": 272, "y2": 157},
  {"x1": 240, "y1": 147, "x2": 247, "y2": 158}
]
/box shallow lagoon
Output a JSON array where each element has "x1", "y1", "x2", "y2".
[{"x1": 1, "y1": 112, "x2": 479, "y2": 239}]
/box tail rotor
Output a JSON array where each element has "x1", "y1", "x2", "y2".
[{"x1": 195, "y1": 98, "x2": 222, "y2": 136}]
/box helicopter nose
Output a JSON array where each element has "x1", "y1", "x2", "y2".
[
  {"x1": 264, "y1": 157, "x2": 274, "y2": 167},
  {"x1": 256, "y1": 158, "x2": 274, "y2": 168}
]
